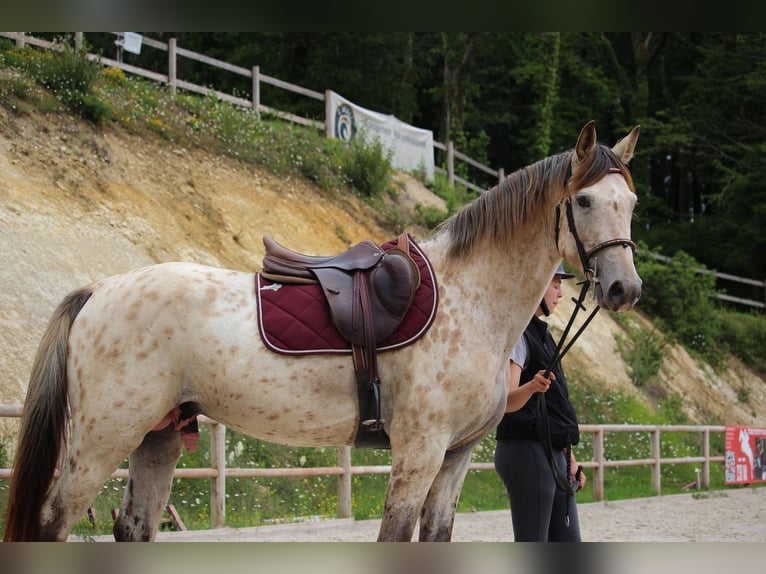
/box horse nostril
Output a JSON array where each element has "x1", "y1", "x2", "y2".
[
  {"x1": 608, "y1": 281, "x2": 625, "y2": 302},
  {"x1": 607, "y1": 280, "x2": 641, "y2": 309}
]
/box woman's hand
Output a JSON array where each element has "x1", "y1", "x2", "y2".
[
  {"x1": 528, "y1": 370, "x2": 554, "y2": 393},
  {"x1": 505, "y1": 367, "x2": 554, "y2": 413},
  {"x1": 571, "y1": 454, "x2": 586, "y2": 492}
]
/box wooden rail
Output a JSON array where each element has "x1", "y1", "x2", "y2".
[{"x1": 0, "y1": 404, "x2": 727, "y2": 529}]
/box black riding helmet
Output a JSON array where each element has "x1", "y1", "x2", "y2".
[{"x1": 540, "y1": 263, "x2": 575, "y2": 316}]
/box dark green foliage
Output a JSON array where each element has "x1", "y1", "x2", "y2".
[
  {"x1": 717, "y1": 309, "x2": 766, "y2": 375},
  {"x1": 3, "y1": 39, "x2": 109, "y2": 125},
  {"x1": 632, "y1": 34, "x2": 766, "y2": 281},
  {"x1": 340, "y1": 133, "x2": 393, "y2": 198},
  {"x1": 635, "y1": 244, "x2": 724, "y2": 366}
]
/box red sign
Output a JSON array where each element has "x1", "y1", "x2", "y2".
[{"x1": 725, "y1": 426, "x2": 766, "y2": 484}]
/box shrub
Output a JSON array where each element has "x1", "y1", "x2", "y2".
[
  {"x1": 427, "y1": 172, "x2": 478, "y2": 214},
  {"x1": 341, "y1": 132, "x2": 393, "y2": 197},
  {"x1": 635, "y1": 244, "x2": 724, "y2": 367},
  {"x1": 614, "y1": 320, "x2": 668, "y2": 387},
  {"x1": 414, "y1": 205, "x2": 449, "y2": 229},
  {"x1": 3, "y1": 39, "x2": 109, "y2": 125},
  {"x1": 717, "y1": 308, "x2": 766, "y2": 375}
]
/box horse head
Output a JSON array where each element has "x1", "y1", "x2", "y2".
[{"x1": 557, "y1": 121, "x2": 642, "y2": 312}]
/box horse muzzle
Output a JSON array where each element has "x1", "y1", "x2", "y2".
[{"x1": 595, "y1": 275, "x2": 642, "y2": 311}]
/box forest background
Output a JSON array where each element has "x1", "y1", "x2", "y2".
[{"x1": 74, "y1": 31, "x2": 766, "y2": 287}]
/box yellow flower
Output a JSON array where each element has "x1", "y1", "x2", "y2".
[{"x1": 102, "y1": 67, "x2": 126, "y2": 83}]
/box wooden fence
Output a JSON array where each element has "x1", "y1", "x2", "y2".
[
  {"x1": 0, "y1": 32, "x2": 502, "y2": 194},
  {"x1": 0, "y1": 403, "x2": 726, "y2": 529}
]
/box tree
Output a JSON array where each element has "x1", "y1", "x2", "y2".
[{"x1": 635, "y1": 33, "x2": 766, "y2": 279}]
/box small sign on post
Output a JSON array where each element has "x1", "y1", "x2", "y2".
[{"x1": 117, "y1": 32, "x2": 143, "y2": 55}]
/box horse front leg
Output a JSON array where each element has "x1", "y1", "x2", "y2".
[
  {"x1": 113, "y1": 426, "x2": 184, "y2": 542},
  {"x1": 377, "y1": 435, "x2": 448, "y2": 542},
  {"x1": 418, "y1": 442, "x2": 475, "y2": 541}
]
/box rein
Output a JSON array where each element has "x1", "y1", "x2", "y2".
[
  {"x1": 535, "y1": 271, "x2": 598, "y2": 510},
  {"x1": 536, "y1": 167, "x2": 637, "y2": 524}
]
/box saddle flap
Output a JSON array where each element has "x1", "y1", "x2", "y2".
[{"x1": 313, "y1": 249, "x2": 420, "y2": 347}]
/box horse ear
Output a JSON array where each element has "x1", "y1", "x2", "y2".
[
  {"x1": 612, "y1": 125, "x2": 640, "y2": 164},
  {"x1": 572, "y1": 120, "x2": 597, "y2": 170}
]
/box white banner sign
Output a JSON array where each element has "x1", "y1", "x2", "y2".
[
  {"x1": 120, "y1": 32, "x2": 143, "y2": 55},
  {"x1": 327, "y1": 91, "x2": 434, "y2": 180}
]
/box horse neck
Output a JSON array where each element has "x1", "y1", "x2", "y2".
[{"x1": 421, "y1": 226, "x2": 561, "y2": 349}]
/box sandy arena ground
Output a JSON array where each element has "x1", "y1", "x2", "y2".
[{"x1": 74, "y1": 486, "x2": 765, "y2": 542}]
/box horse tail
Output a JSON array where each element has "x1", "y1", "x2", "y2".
[{"x1": 3, "y1": 288, "x2": 92, "y2": 541}]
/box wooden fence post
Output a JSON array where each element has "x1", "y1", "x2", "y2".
[
  {"x1": 209, "y1": 422, "x2": 227, "y2": 528},
  {"x1": 252, "y1": 65, "x2": 260, "y2": 118},
  {"x1": 325, "y1": 90, "x2": 333, "y2": 139},
  {"x1": 168, "y1": 38, "x2": 177, "y2": 94},
  {"x1": 337, "y1": 446, "x2": 352, "y2": 518},
  {"x1": 651, "y1": 428, "x2": 661, "y2": 495},
  {"x1": 498, "y1": 167, "x2": 505, "y2": 185},
  {"x1": 593, "y1": 427, "x2": 604, "y2": 501},
  {"x1": 702, "y1": 428, "x2": 711, "y2": 488},
  {"x1": 15, "y1": 33, "x2": 25, "y2": 47},
  {"x1": 447, "y1": 140, "x2": 455, "y2": 187}
]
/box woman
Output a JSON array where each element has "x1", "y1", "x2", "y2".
[{"x1": 494, "y1": 263, "x2": 587, "y2": 541}]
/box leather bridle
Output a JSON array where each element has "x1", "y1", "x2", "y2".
[
  {"x1": 554, "y1": 167, "x2": 636, "y2": 285},
  {"x1": 538, "y1": 166, "x2": 637, "y2": 511},
  {"x1": 549, "y1": 164, "x2": 637, "y2": 364}
]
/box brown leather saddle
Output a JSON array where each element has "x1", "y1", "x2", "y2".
[{"x1": 261, "y1": 233, "x2": 421, "y2": 448}]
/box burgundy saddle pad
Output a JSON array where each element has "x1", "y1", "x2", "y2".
[{"x1": 256, "y1": 235, "x2": 438, "y2": 355}]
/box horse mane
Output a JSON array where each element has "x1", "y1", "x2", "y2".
[{"x1": 441, "y1": 143, "x2": 635, "y2": 261}]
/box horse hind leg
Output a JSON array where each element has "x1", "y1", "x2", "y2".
[
  {"x1": 418, "y1": 443, "x2": 474, "y2": 542},
  {"x1": 113, "y1": 425, "x2": 184, "y2": 542}
]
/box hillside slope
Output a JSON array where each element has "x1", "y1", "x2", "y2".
[{"x1": 1, "y1": 107, "x2": 764, "y2": 442}]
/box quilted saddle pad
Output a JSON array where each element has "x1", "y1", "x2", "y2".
[{"x1": 256, "y1": 235, "x2": 438, "y2": 355}]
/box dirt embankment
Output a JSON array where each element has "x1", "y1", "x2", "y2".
[{"x1": 1, "y1": 107, "x2": 764, "y2": 442}]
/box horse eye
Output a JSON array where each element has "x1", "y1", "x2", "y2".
[{"x1": 576, "y1": 195, "x2": 590, "y2": 208}]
